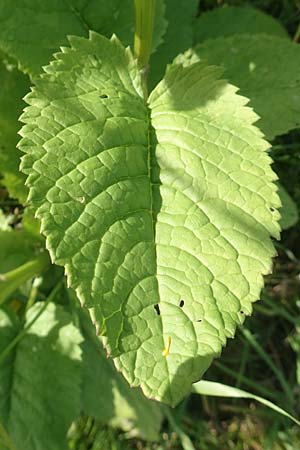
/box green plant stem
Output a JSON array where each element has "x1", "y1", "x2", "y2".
[
  {"x1": 0, "y1": 252, "x2": 50, "y2": 305},
  {"x1": 0, "y1": 280, "x2": 63, "y2": 365},
  {"x1": 134, "y1": 0, "x2": 156, "y2": 99}
]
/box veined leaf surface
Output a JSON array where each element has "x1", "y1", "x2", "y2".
[{"x1": 19, "y1": 33, "x2": 280, "y2": 405}]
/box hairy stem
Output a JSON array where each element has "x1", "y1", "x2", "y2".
[{"x1": 134, "y1": 0, "x2": 156, "y2": 99}]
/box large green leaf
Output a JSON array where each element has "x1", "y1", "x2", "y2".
[
  {"x1": 80, "y1": 310, "x2": 162, "y2": 440},
  {"x1": 0, "y1": 0, "x2": 166, "y2": 77},
  {"x1": 149, "y1": 0, "x2": 198, "y2": 89},
  {"x1": 0, "y1": 57, "x2": 29, "y2": 202},
  {"x1": 0, "y1": 303, "x2": 83, "y2": 450},
  {"x1": 19, "y1": 33, "x2": 280, "y2": 405},
  {"x1": 194, "y1": 6, "x2": 289, "y2": 44},
  {"x1": 176, "y1": 35, "x2": 300, "y2": 140}
]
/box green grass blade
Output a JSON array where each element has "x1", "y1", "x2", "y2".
[{"x1": 193, "y1": 380, "x2": 300, "y2": 427}]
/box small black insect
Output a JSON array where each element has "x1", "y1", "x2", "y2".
[
  {"x1": 100, "y1": 94, "x2": 108, "y2": 99},
  {"x1": 179, "y1": 299, "x2": 184, "y2": 308}
]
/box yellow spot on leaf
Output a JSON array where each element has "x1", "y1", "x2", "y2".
[{"x1": 162, "y1": 336, "x2": 171, "y2": 357}]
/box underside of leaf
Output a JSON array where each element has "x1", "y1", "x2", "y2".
[{"x1": 19, "y1": 32, "x2": 280, "y2": 405}]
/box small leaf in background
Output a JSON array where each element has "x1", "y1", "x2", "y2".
[
  {"x1": 149, "y1": 0, "x2": 198, "y2": 89},
  {"x1": 0, "y1": 57, "x2": 29, "y2": 202},
  {"x1": 277, "y1": 183, "x2": 299, "y2": 229},
  {"x1": 194, "y1": 6, "x2": 289, "y2": 43},
  {"x1": 19, "y1": 33, "x2": 280, "y2": 405},
  {"x1": 80, "y1": 311, "x2": 162, "y2": 441},
  {"x1": 177, "y1": 35, "x2": 300, "y2": 140},
  {"x1": 0, "y1": 0, "x2": 166, "y2": 77},
  {"x1": 0, "y1": 303, "x2": 83, "y2": 450}
]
